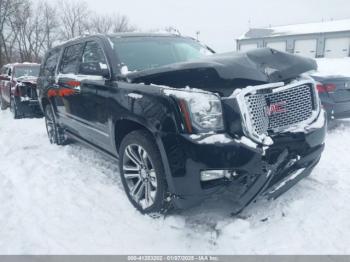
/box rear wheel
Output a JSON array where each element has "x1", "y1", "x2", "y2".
[
  {"x1": 0, "y1": 93, "x2": 7, "y2": 110},
  {"x1": 44, "y1": 104, "x2": 67, "y2": 145},
  {"x1": 10, "y1": 97, "x2": 22, "y2": 119},
  {"x1": 119, "y1": 130, "x2": 169, "y2": 214}
]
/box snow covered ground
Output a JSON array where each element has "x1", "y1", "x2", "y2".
[{"x1": 1, "y1": 59, "x2": 350, "y2": 255}]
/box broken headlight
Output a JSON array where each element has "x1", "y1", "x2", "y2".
[{"x1": 165, "y1": 89, "x2": 224, "y2": 132}]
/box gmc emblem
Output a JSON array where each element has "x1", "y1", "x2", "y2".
[{"x1": 266, "y1": 101, "x2": 287, "y2": 116}]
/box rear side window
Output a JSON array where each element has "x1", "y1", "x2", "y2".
[
  {"x1": 59, "y1": 43, "x2": 84, "y2": 74},
  {"x1": 43, "y1": 49, "x2": 61, "y2": 77}
]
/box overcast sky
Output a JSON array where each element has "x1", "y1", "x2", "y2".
[{"x1": 67, "y1": 0, "x2": 350, "y2": 52}]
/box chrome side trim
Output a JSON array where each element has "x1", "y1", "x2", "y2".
[{"x1": 57, "y1": 111, "x2": 110, "y2": 137}]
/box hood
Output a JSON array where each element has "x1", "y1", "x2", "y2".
[
  {"x1": 127, "y1": 48, "x2": 317, "y2": 91},
  {"x1": 15, "y1": 76, "x2": 38, "y2": 85}
]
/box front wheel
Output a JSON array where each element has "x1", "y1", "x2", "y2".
[
  {"x1": 44, "y1": 104, "x2": 67, "y2": 145},
  {"x1": 119, "y1": 130, "x2": 169, "y2": 214}
]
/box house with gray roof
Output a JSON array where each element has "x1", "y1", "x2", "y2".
[{"x1": 237, "y1": 19, "x2": 350, "y2": 58}]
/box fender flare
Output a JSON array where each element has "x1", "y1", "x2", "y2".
[{"x1": 111, "y1": 116, "x2": 177, "y2": 194}]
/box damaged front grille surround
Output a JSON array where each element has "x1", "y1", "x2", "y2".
[{"x1": 234, "y1": 79, "x2": 320, "y2": 146}]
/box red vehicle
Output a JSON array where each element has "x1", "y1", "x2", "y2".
[{"x1": 0, "y1": 63, "x2": 42, "y2": 118}]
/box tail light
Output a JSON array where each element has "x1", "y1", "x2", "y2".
[{"x1": 316, "y1": 83, "x2": 336, "y2": 93}]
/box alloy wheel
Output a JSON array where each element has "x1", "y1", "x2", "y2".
[
  {"x1": 45, "y1": 107, "x2": 56, "y2": 144},
  {"x1": 122, "y1": 144, "x2": 158, "y2": 210}
]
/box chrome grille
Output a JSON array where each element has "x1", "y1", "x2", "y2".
[
  {"x1": 245, "y1": 84, "x2": 315, "y2": 135},
  {"x1": 245, "y1": 94, "x2": 268, "y2": 135}
]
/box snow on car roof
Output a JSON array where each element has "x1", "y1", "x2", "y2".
[
  {"x1": 55, "y1": 32, "x2": 185, "y2": 48},
  {"x1": 2, "y1": 62, "x2": 39, "y2": 68},
  {"x1": 239, "y1": 18, "x2": 350, "y2": 39},
  {"x1": 12, "y1": 62, "x2": 40, "y2": 67}
]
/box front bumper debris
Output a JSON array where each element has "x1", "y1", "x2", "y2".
[{"x1": 161, "y1": 110, "x2": 326, "y2": 211}]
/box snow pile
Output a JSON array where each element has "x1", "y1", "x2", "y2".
[
  {"x1": 1, "y1": 111, "x2": 350, "y2": 254},
  {"x1": 315, "y1": 58, "x2": 350, "y2": 77}
]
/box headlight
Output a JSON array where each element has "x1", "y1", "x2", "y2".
[{"x1": 164, "y1": 89, "x2": 224, "y2": 132}]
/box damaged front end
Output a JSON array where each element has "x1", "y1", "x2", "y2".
[
  {"x1": 218, "y1": 75, "x2": 326, "y2": 211},
  {"x1": 128, "y1": 48, "x2": 326, "y2": 211},
  {"x1": 12, "y1": 78, "x2": 43, "y2": 118},
  {"x1": 161, "y1": 78, "x2": 326, "y2": 211}
]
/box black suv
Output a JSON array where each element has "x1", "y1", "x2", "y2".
[{"x1": 37, "y1": 33, "x2": 326, "y2": 214}]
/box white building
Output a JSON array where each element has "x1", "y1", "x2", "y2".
[{"x1": 237, "y1": 19, "x2": 350, "y2": 58}]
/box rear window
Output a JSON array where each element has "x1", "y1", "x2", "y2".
[
  {"x1": 14, "y1": 65, "x2": 40, "y2": 78},
  {"x1": 42, "y1": 49, "x2": 61, "y2": 77}
]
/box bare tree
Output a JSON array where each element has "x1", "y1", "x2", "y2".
[
  {"x1": 0, "y1": 0, "x2": 137, "y2": 66},
  {"x1": 59, "y1": 0, "x2": 90, "y2": 40},
  {"x1": 0, "y1": 0, "x2": 25, "y2": 65},
  {"x1": 41, "y1": 1, "x2": 59, "y2": 50},
  {"x1": 87, "y1": 12, "x2": 136, "y2": 34},
  {"x1": 87, "y1": 14, "x2": 114, "y2": 34},
  {"x1": 111, "y1": 14, "x2": 136, "y2": 33},
  {"x1": 9, "y1": 0, "x2": 48, "y2": 62}
]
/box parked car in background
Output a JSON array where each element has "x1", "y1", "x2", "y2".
[
  {"x1": 37, "y1": 34, "x2": 326, "y2": 214},
  {"x1": 311, "y1": 74, "x2": 350, "y2": 120},
  {"x1": 0, "y1": 63, "x2": 42, "y2": 118}
]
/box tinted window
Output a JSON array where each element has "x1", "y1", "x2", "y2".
[
  {"x1": 79, "y1": 41, "x2": 108, "y2": 74},
  {"x1": 43, "y1": 49, "x2": 61, "y2": 77},
  {"x1": 59, "y1": 43, "x2": 84, "y2": 74},
  {"x1": 82, "y1": 41, "x2": 107, "y2": 64},
  {"x1": 109, "y1": 37, "x2": 213, "y2": 72}
]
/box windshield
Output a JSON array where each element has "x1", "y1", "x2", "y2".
[
  {"x1": 109, "y1": 36, "x2": 213, "y2": 72},
  {"x1": 14, "y1": 65, "x2": 40, "y2": 78}
]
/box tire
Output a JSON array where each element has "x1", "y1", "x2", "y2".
[
  {"x1": 0, "y1": 93, "x2": 7, "y2": 110},
  {"x1": 119, "y1": 130, "x2": 169, "y2": 214},
  {"x1": 44, "y1": 104, "x2": 67, "y2": 145},
  {"x1": 10, "y1": 97, "x2": 22, "y2": 119}
]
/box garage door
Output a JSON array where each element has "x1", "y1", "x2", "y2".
[
  {"x1": 294, "y1": 39, "x2": 317, "y2": 58},
  {"x1": 324, "y1": 38, "x2": 350, "y2": 58},
  {"x1": 266, "y1": 41, "x2": 286, "y2": 52},
  {"x1": 240, "y1": 43, "x2": 258, "y2": 52}
]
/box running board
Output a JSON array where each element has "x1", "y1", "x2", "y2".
[{"x1": 66, "y1": 130, "x2": 119, "y2": 162}]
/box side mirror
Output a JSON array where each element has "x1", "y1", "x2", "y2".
[{"x1": 79, "y1": 62, "x2": 109, "y2": 78}]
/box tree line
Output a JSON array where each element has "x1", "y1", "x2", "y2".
[{"x1": 0, "y1": 0, "x2": 136, "y2": 67}]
